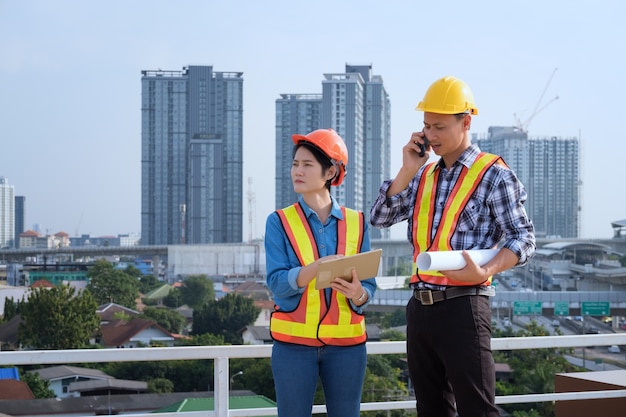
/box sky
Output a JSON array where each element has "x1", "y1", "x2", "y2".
[{"x1": 1, "y1": 0, "x2": 625, "y2": 241}]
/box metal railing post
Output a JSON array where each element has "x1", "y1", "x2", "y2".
[{"x1": 215, "y1": 356, "x2": 229, "y2": 417}]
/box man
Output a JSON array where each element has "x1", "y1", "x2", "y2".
[{"x1": 370, "y1": 76, "x2": 535, "y2": 417}]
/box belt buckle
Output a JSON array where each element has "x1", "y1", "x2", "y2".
[{"x1": 418, "y1": 290, "x2": 434, "y2": 305}]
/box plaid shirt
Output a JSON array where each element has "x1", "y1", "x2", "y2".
[{"x1": 370, "y1": 144, "x2": 535, "y2": 287}]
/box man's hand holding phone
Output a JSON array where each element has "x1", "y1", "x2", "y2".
[{"x1": 417, "y1": 135, "x2": 430, "y2": 157}]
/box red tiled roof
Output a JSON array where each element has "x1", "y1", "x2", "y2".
[
  {"x1": 0, "y1": 380, "x2": 35, "y2": 400},
  {"x1": 31, "y1": 279, "x2": 54, "y2": 288},
  {"x1": 19, "y1": 230, "x2": 40, "y2": 237},
  {"x1": 99, "y1": 318, "x2": 172, "y2": 347}
]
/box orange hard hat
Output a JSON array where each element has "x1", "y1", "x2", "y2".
[{"x1": 292, "y1": 128, "x2": 348, "y2": 186}]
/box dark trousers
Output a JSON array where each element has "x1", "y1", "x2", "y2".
[{"x1": 406, "y1": 294, "x2": 500, "y2": 417}]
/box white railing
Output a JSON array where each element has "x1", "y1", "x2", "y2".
[{"x1": 1, "y1": 333, "x2": 626, "y2": 417}]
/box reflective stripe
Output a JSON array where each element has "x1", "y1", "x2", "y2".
[
  {"x1": 271, "y1": 203, "x2": 367, "y2": 346},
  {"x1": 411, "y1": 153, "x2": 501, "y2": 286}
]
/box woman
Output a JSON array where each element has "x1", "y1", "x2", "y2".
[{"x1": 264, "y1": 128, "x2": 377, "y2": 417}]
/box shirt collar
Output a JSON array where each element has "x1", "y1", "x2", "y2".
[
  {"x1": 433, "y1": 143, "x2": 481, "y2": 172},
  {"x1": 298, "y1": 195, "x2": 343, "y2": 221}
]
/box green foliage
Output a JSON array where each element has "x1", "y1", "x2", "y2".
[
  {"x1": 192, "y1": 293, "x2": 261, "y2": 344},
  {"x1": 177, "y1": 333, "x2": 225, "y2": 346},
  {"x1": 86, "y1": 259, "x2": 140, "y2": 308},
  {"x1": 20, "y1": 370, "x2": 55, "y2": 398},
  {"x1": 230, "y1": 358, "x2": 274, "y2": 399},
  {"x1": 381, "y1": 309, "x2": 406, "y2": 328},
  {"x1": 18, "y1": 285, "x2": 99, "y2": 349},
  {"x1": 138, "y1": 274, "x2": 161, "y2": 294},
  {"x1": 362, "y1": 355, "x2": 411, "y2": 417},
  {"x1": 124, "y1": 264, "x2": 144, "y2": 279},
  {"x1": 147, "y1": 377, "x2": 174, "y2": 393},
  {"x1": 179, "y1": 275, "x2": 215, "y2": 310},
  {"x1": 493, "y1": 319, "x2": 580, "y2": 417},
  {"x1": 103, "y1": 359, "x2": 213, "y2": 392},
  {"x1": 163, "y1": 287, "x2": 183, "y2": 308},
  {"x1": 140, "y1": 306, "x2": 187, "y2": 334},
  {"x1": 2, "y1": 296, "x2": 18, "y2": 322},
  {"x1": 379, "y1": 329, "x2": 406, "y2": 341}
]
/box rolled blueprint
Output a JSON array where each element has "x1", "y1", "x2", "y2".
[{"x1": 416, "y1": 249, "x2": 499, "y2": 271}]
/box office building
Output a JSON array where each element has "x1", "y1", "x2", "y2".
[
  {"x1": 141, "y1": 66, "x2": 244, "y2": 245},
  {"x1": 473, "y1": 127, "x2": 580, "y2": 238},
  {"x1": 275, "y1": 65, "x2": 391, "y2": 239},
  {"x1": 0, "y1": 177, "x2": 15, "y2": 248},
  {"x1": 14, "y1": 196, "x2": 25, "y2": 249},
  {"x1": 275, "y1": 94, "x2": 323, "y2": 209}
]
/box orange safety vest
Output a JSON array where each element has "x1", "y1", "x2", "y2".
[
  {"x1": 270, "y1": 202, "x2": 367, "y2": 347},
  {"x1": 411, "y1": 152, "x2": 504, "y2": 286}
]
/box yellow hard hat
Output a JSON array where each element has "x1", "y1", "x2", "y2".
[{"x1": 415, "y1": 76, "x2": 478, "y2": 115}]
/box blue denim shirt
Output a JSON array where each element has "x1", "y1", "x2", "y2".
[{"x1": 265, "y1": 196, "x2": 376, "y2": 312}]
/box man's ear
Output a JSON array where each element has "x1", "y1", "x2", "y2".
[{"x1": 464, "y1": 115, "x2": 472, "y2": 131}]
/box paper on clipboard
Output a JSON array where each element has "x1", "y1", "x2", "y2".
[{"x1": 315, "y1": 249, "x2": 382, "y2": 290}]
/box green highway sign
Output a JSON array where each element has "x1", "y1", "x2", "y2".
[
  {"x1": 581, "y1": 302, "x2": 610, "y2": 316},
  {"x1": 554, "y1": 301, "x2": 570, "y2": 316},
  {"x1": 513, "y1": 301, "x2": 542, "y2": 315}
]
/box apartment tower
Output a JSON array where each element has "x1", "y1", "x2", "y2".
[
  {"x1": 275, "y1": 65, "x2": 391, "y2": 239},
  {"x1": 0, "y1": 177, "x2": 14, "y2": 248},
  {"x1": 473, "y1": 126, "x2": 580, "y2": 238},
  {"x1": 141, "y1": 66, "x2": 244, "y2": 245}
]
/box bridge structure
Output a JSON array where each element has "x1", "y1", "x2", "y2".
[{"x1": 1, "y1": 238, "x2": 625, "y2": 315}]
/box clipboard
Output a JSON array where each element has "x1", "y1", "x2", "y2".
[{"x1": 315, "y1": 249, "x2": 382, "y2": 290}]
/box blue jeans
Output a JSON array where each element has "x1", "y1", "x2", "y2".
[{"x1": 271, "y1": 341, "x2": 366, "y2": 417}]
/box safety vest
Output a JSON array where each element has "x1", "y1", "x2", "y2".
[
  {"x1": 270, "y1": 202, "x2": 367, "y2": 347},
  {"x1": 411, "y1": 152, "x2": 503, "y2": 286}
]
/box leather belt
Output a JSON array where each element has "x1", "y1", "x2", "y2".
[{"x1": 413, "y1": 286, "x2": 494, "y2": 305}]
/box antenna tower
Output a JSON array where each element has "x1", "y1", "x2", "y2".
[{"x1": 247, "y1": 177, "x2": 256, "y2": 242}]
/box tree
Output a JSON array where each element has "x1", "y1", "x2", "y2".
[
  {"x1": 18, "y1": 285, "x2": 99, "y2": 349},
  {"x1": 2, "y1": 296, "x2": 18, "y2": 322},
  {"x1": 493, "y1": 320, "x2": 581, "y2": 417},
  {"x1": 179, "y1": 275, "x2": 215, "y2": 310},
  {"x1": 138, "y1": 274, "x2": 161, "y2": 294},
  {"x1": 86, "y1": 259, "x2": 140, "y2": 308},
  {"x1": 20, "y1": 370, "x2": 55, "y2": 398},
  {"x1": 141, "y1": 306, "x2": 187, "y2": 334},
  {"x1": 192, "y1": 293, "x2": 260, "y2": 344},
  {"x1": 163, "y1": 287, "x2": 183, "y2": 308},
  {"x1": 147, "y1": 377, "x2": 174, "y2": 393}
]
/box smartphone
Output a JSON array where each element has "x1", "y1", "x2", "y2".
[{"x1": 418, "y1": 135, "x2": 430, "y2": 157}]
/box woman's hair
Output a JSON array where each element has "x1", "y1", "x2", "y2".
[{"x1": 293, "y1": 142, "x2": 334, "y2": 191}]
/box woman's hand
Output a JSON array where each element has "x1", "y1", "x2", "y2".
[{"x1": 330, "y1": 268, "x2": 367, "y2": 305}]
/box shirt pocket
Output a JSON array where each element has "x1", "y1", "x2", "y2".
[{"x1": 456, "y1": 197, "x2": 486, "y2": 233}]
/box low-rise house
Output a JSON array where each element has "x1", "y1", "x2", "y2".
[
  {"x1": 27, "y1": 365, "x2": 113, "y2": 398},
  {"x1": 96, "y1": 302, "x2": 141, "y2": 323},
  {"x1": 99, "y1": 317, "x2": 175, "y2": 348}
]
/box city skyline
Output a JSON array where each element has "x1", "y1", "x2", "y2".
[{"x1": 1, "y1": 1, "x2": 625, "y2": 241}]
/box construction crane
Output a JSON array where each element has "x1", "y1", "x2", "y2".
[{"x1": 514, "y1": 67, "x2": 559, "y2": 134}]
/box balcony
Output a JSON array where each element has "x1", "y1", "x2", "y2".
[{"x1": 1, "y1": 333, "x2": 626, "y2": 416}]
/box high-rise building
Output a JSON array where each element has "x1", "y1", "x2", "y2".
[
  {"x1": 14, "y1": 196, "x2": 25, "y2": 249},
  {"x1": 275, "y1": 65, "x2": 391, "y2": 239},
  {"x1": 0, "y1": 177, "x2": 15, "y2": 248},
  {"x1": 275, "y1": 94, "x2": 323, "y2": 209},
  {"x1": 473, "y1": 127, "x2": 580, "y2": 238},
  {"x1": 141, "y1": 66, "x2": 244, "y2": 245}
]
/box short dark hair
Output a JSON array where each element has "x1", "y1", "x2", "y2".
[{"x1": 293, "y1": 142, "x2": 334, "y2": 191}]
